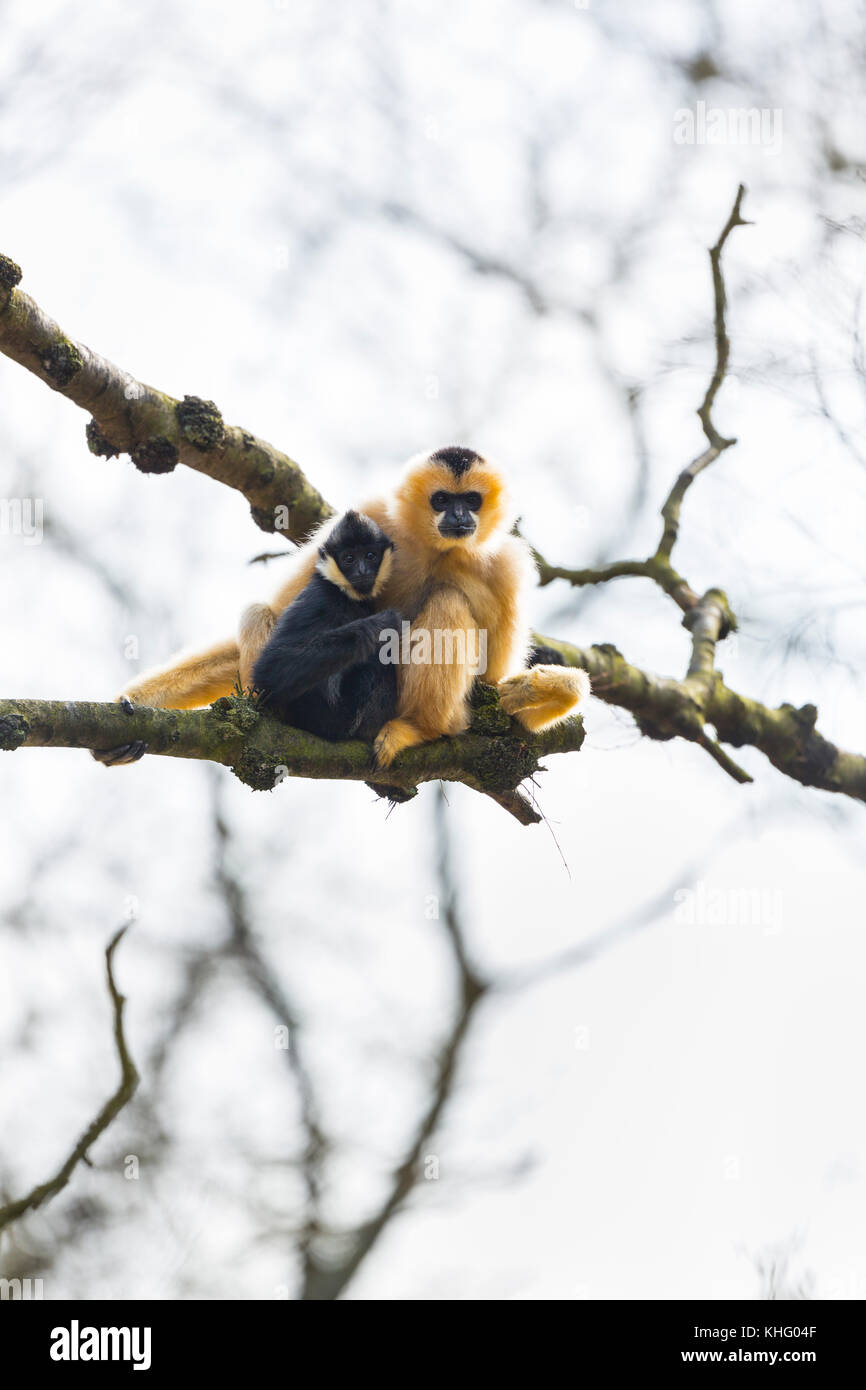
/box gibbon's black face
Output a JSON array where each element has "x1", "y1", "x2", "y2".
[
  {"x1": 426, "y1": 445, "x2": 486, "y2": 539},
  {"x1": 429, "y1": 487, "x2": 483, "y2": 538},
  {"x1": 320, "y1": 511, "x2": 395, "y2": 597},
  {"x1": 398, "y1": 445, "x2": 509, "y2": 552}
]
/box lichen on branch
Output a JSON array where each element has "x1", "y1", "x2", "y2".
[
  {"x1": 0, "y1": 256, "x2": 331, "y2": 539},
  {"x1": 0, "y1": 693, "x2": 586, "y2": 825}
]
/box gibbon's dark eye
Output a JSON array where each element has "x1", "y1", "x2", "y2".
[
  {"x1": 342, "y1": 553, "x2": 354, "y2": 566},
  {"x1": 366, "y1": 551, "x2": 377, "y2": 562},
  {"x1": 463, "y1": 491, "x2": 483, "y2": 511},
  {"x1": 430, "y1": 491, "x2": 449, "y2": 512}
]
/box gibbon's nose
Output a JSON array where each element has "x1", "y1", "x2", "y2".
[
  {"x1": 351, "y1": 560, "x2": 376, "y2": 592},
  {"x1": 439, "y1": 501, "x2": 477, "y2": 537}
]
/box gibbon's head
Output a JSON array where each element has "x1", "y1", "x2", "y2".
[
  {"x1": 395, "y1": 446, "x2": 511, "y2": 552},
  {"x1": 317, "y1": 510, "x2": 395, "y2": 600}
]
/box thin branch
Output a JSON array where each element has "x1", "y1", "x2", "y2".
[
  {"x1": 0, "y1": 928, "x2": 138, "y2": 1235},
  {"x1": 697, "y1": 182, "x2": 749, "y2": 450},
  {"x1": 533, "y1": 185, "x2": 751, "y2": 612},
  {"x1": 381, "y1": 201, "x2": 576, "y2": 319},
  {"x1": 655, "y1": 182, "x2": 749, "y2": 563},
  {"x1": 696, "y1": 731, "x2": 754, "y2": 784},
  {"x1": 531, "y1": 551, "x2": 698, "y2": 611}
]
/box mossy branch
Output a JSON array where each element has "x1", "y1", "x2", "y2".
[
  {"x1": 536, "y1": 634, "x2": 866, "y2": 803},
  {"x1": 0, "y1": 693, "x2": 586, "y2": 824},
  {"x1": 0, "y1": 253, "x2": 331, "y2": 539}
]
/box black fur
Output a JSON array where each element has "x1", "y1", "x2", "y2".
[
  {"x1": 430, "y1": 445, "x2": 481, "y2": 478},
  {"x1": 528, "y1": 644, "x2": 565, "y2": 667},
  {"x1": 252, "y1": 513, "x2": 399, "y2": 741}
]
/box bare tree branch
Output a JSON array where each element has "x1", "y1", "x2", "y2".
[
  {"x1": 533, "y1": 185, "x2": 750, "y2": 613},
  {"x1": 0, "y1": 928, "x2": 138, "y2": 1235}
]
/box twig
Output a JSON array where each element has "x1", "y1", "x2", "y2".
[
  {"x1": 655, "y1": 183, "x2": 749, "y2": 563},
  {"x1": 0, "y1": 928, "x2": 138, "y2": 1235},
  {"x1": 533, "y1": 185, "x2": 751, "y2": 611}
]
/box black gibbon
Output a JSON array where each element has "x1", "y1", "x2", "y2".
[
  {"x1": 252, "y1": 510, "x2": 400, "y2": 741},
  {"x1": 98, "y1": 447, "x2": 589, "y2": 768}
]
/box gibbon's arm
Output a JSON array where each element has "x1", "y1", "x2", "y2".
[
  {"x1": 479, "y1": 534, "x2": 590, "y2": 730},
  {"x1": 254, "y1": 611, "x2": 396, "y2": 705},
  {"x1": 374, "y1": 585, "x2": 478, "y2": 767},
  {"x1": 480, "y1": 533, "x2": 536, "y2": 684}
]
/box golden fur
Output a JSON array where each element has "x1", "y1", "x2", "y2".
[{"x1": 120, "y1": 449, "x2": 590, "y2": 764}]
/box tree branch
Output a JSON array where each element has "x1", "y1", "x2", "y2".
[
  {"x1": 0, "y1": 254, "x2": 331, "y2": 538},
  {"x1": 533, "y1": 184, "x2": 750, "y2": 613},
  {"x1": 535, "y1": 634, "x2": 866, "y2": 803},
  {"x1": 0, "y1": 928, "x2": 138, "y2": 1235},
  {"x1": 0, "y1": 694, "x2": 586, "y2": 823}
]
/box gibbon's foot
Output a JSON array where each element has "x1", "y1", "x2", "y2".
[
  {"x1": 373, "y1": 718, "x2": 425, "y2": 768},
  {"x1": 91, "y1": 741, "x2": 148, "y2": 766},
  {"x1": 90, "y1": 695, "x2": 148, "y2": 765},
  {"x1": 498, "y1": 665, "x2": 590, "y2": 733}
]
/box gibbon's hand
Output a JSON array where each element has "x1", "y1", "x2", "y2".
[
  {"x1": 90, "y1": 696, "x2": 149, "y2": 767},
  {"x1": 355, "y1": 609, "x2": 399, "y2": 661},
  {"x1": 372, "y1": 609, "x2": 400, "y2": 632}
]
